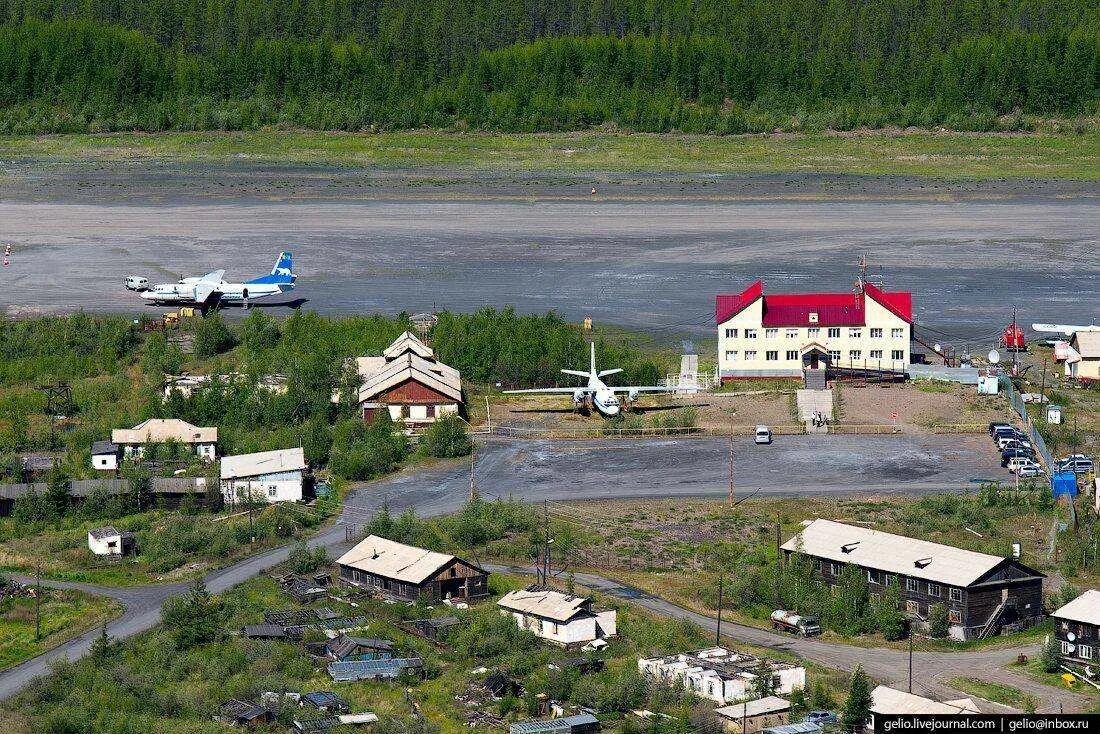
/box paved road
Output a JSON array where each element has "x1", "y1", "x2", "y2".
[{"x1": 0, "y1": 435, "x2": 1084, "y2": 711}]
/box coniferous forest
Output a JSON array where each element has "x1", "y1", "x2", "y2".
[{"x1": 0, "y1": 0, "x2": 1095, "y2": 133}]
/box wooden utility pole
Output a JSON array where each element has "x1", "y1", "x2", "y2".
[
  {"x1": 727, "y1": 430, "x2": 735, "y2": 506},
  {"x1": 34, "y1": 560, "x2": 41, "y2": 641},
  {"x1": 716, "y1": 575, "x2": 724, "y2": 645},
  {"x1": 469, "y1": 452, "x2": 477, "y2": 501},
  {"x1": 908, "y1": 634, "x2": 914, "y2": 693},
  {"x1": 774, "y1": 514, "x2": 782, "y2": 608}
]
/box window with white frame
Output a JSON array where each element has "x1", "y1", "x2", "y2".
[
  {"x1": 808, "y1": 328, "x2": 820, "y2": 338},
  {"x1": 745, "y1": 329, "x2": 757, "y2": 339},
  {"x1": 827, "y1": 327, "x2": 841, "y2": 339},
  {"x1": 906, "y1": 578, "x2": 919, "y2": 592},
  {"x1": 948, "y1": 609, "x2": 962, "y2": 624},
  {"x1": 870, "y1": 328, "x2": 883, "y2": 338},
  {"x1": 829, "y1": 562, "x2": 842, "y2": 576},
  {"x1": 849, "y1": 350, "x2": 862, "y2": 361},
  {"x1": 870, "y1": 349, "x2": 883, "y2": 359},
  {"x1": 927, "y1": 583, "x2": 941, "y2": 597},
  {"x1": 725, "y1": 328, "x2": 738, "y2": 338},
  {"x1": 765, "y1": 328, "x2": 778, "y2": 339},
  {"x1": 892, "y1": 349, "x2": 905, "y2": 361},
  {"x1": 905, "y1": 600, "x2": 920, "y2": 615},
  {"x1": 766, "y1": 351, "x2": 778, "y2": 361},
  {"x1": 786, "y1": 329, "x2": 799, "y2": 339},
  {"x1": 867, "y1": 570, "x2": 879, "y2": 584},
  {"x1": 725, "y1": 351, "x2": 738, "y2": 361},
  {"x1": 786, "y1": 350, "x2": 799, "y2": 361},
  {"x1": 745, "y1": 350, "x2": 757, "y2": 361},
  {"x1": 1062, "y1": 641, "x2": 1075, "y2": 655},
  {"x1": 891, "y1": 328, "x2": 904, "y2": 338},
  {"x1": 849, "y1": 328, "x2": 862, "y2": 339},
  {"x1": 1079, "y1": 644, "x2": 1094, "y2": 659},
  {"x1": 949, "y1": 588, "x2": 962, "y2": 602},
  {"x1": 809, "y1": 312, "x2": 819, "y2": 323},
  {"x1": 885, "y1": 574, "x2": 897, "y2": 586}
]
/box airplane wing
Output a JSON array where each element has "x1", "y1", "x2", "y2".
[
  {"x1": 199, "y1": 269, "x2": 225, "y2": 283},
  {"x1": 502, "y1": 387, "x2": 590, "y2": 395},
  {"x1": 193, "y1": 282, "x2": 221, "y2": 304},
  {"x1": 607, "y1": 385, "x2": 698, "y2": 393}
]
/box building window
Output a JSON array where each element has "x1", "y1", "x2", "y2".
[
  {"x1": 948, "y1": 609, "x2": 962, "y2": 624},
  {"x1": 870, "y1": 328, "x2": 883, "y2": 338},
  {"x1": 928, "y1": 583, "x2": 941, "y2": 597},
  {"x1": 725, "y1": 351, "x2": 738, "y2": 361},
  {"x1": 426, "y1": 405, "x2": 437, "y2": 418},
  {"x1": 849, "y1": 328, "x2": 862, "y2": 339},
  {"x1": 765, "y1": 328, "x2": 778, "y2": 339},
  {"x1": 905, "y1": 601, "x2": 920, "y2": 615},
  {"x1": 870, "y1": 349, "x2": 883, "y2": 359},
  {"x1": 766, "y1": 351, "x2": 779, "y2": 361},
  {"x1": 725, "y1": 328, "x2": 738, "y2": 338},
  {"x1": 828, "y1": 350, "x2": 841, "y2": 362},
  {"x1": 745, "y1": 351, "x2": 757, "y2": 361},
  {"x1": 1062, "y1": 641, "x2": 1076, "y2": 655},
  {"x1": 267, "y1": 486, "x2": 277, "y2": 497},
  {"x1": 827, "y1": 328, "x2": 841, "y2": 339},
  {"x1": 1079, "y1": 645, "x2": 1093, "y2": 660},
  {"x1": 885, "y1": 574, "x2": 897, "y2": 586},
  {"x1": 808, "y1": 328, "x2": 820, "y2": 338},
  {"x1": 891, "y1": 328, "x2": 905, "y2": 338},
  {"x1": 949, "y1": 588, "x2": 962, "y2": 602},
  {"x1": 809, "y1": 312, "x2": 819, "y2": 323},
  {"x1": 867, "y1": 570, "x2": 879, "y2": 584},
  {"x1": 849, "y1": 350, "x2": 861, "y2": 361},
  {"x1": 786, "y1": 329, "x2": 799, "y2": 339},
  {"x1": 745, "y1": 329, "x2": 757, "y2": 339},
  {"x1": 906, "y1": 578, "x2": 919, "y2": 592},
  {"x1": 891, "y1": 350, "x2": 905, "y2": 361},
  {"x1": 786, "y1": 350, "x2": 799, "y2": 361},
  {"x1": 829, "y1": 562, "x2": 842, "y2": 576}
]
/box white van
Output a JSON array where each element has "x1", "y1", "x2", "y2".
[
  {"x1": 755, "y1": 425, "x2": 772, "y2": 445},
  {"x1": 125, "y1": 276, "x2": 149, "y2": 291}
]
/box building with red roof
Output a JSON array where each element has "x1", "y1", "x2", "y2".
[{"x1": 715, "y1": 281, "x2": 913, "y2": 380}]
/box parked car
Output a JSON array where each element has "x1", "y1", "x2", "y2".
[
  {"x1": 1001, "y1": 448, "x2": 1036, "y2": 466},
  {"x1": 999, "y1": 440, "x2": 1033, "y2": 455},
  {"x1": 989, "y1": 422, "x2": 1013, "y2": 436},
  {"x1": 1007, "y1": 457, "x2": 1041, "y2": 474},
  {"x1": 992, "y1": 427, "x2": 1025, "y2": 443},
  {"x1": 1017, "y1": 464, "x2": 1046, "y2": 478},
  {"x1": 755, "y1": 425, "x2": 772, "y2": 445},
  {"x1": 804, "y1": 712, "x2": 839, "y2": 726},
  {"x1": 997, "y1": 435, "x2": 1032, "y2": 450},
  {"x1": 1056, "y1": 456, "x2": 1094, "y2": 474}
]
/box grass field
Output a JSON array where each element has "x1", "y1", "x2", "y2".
[
  {"x1": 0, "y1": 587, "x2": 120, "y2": 671},
  {"x1": 0, "y1": 129, "x2": 1098, "y2": 179}
]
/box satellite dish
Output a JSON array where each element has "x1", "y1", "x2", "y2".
[
  {"x1": 1068, "y1": 632, "x2": 1076, "y2": 642},
  {"x1": 934, "y1": 343, "x2": 942, "y2": 352},
  {"x1": 988, "y1": 350, "x2": 1001, "y2": 364}
]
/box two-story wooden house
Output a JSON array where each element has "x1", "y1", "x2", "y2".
[
  {"x1": 781, "y1": 519, "x2": 1044, "y2": 641},
  {"x1": 1052, "y1": 589, "x2": 1100, "y2": 670}
]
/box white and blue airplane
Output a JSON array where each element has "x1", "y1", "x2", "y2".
[
  {"x1": 503, "y1": 342, "x2": 692, "y2": 417},
  {"x1": 138, "y1": 252, "x2": 296, "y2": 310}
]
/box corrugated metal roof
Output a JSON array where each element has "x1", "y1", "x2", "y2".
[
  {"x1": 336, "y1": 535, "x2": 459, "y2": 585},
  {"x1": 715, "y1": 281, "x2": 912, "y2": 328},
  {"x1": 870, "y1": 686, "x2": 979, "y2": 715},
  {"x1": 358, "y1": 353, "x2": 462, "y2": 403},
  {"x1": 112, "y1": 418, "x2": 217, "y2": 445},
  {"x1": 714, "y1": 696, "x2": 791, "y2": 719},
  {"x1": 383, "y1": 332, "x2": 435, "y2": 360},
  {"x1": 1052, "y1": 589, "x2": 1100, "y2": 626},
  {"x1": 327, "y1": 657, "x2": 422, "y2": 682},
  {"x1": 221, "y1": 447, "x2": 306, "y2": 479},
  {"x1": 781, "y1": 519, "x2": 1014, "y2": 587},
  {"x1": 497, "y1": 586, "x2": 592, "y2": 623}
]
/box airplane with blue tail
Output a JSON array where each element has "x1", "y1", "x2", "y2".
[{"x1": 138, "y1": 252, "x2": 297, "y2": 310}]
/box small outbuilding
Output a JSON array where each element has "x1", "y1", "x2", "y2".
[
  {"x1": 221, "y1": 447, "x2": 308, "y2": 505},
  {"x1": 713, "y1": 696, "x2": 791, "y2": 734},
  {"x1": 219, "y1": 699, "x2": 274, "y2": 727},
  {"x1": 87, "y1": 526, "x2": 135, "y2": 557},
  {"x1": 497, "y1": 585, "x2": 617, "y2": 647},
  {"x1": 336, "y1": 535, "x2": 489, "y2": 603},
  {"x1": 301, "y1": 691, "x2": 350, "y2": 714},
  {"x1": 509, "y1": 713, "x2": 600, "y2": 734},
  {"x1": 322, "y1": 634, "x2": 394, "y2": 662},
  {"x1": 90, "y1": 441, "x2": 119, "y2": 472}
]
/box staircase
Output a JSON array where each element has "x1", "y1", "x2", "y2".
[
  {"x1": 975, "y1": 599, "x2": 1008, "y2": 640},
  {"x1": 796, "y1": 389, "x2": 834, "y2": 434}
]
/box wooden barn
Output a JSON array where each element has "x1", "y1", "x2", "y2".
[{"x1": 336, "y1": 535, "x2": 489, "y2": 603}]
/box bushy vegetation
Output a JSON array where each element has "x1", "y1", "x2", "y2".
[{"x1": 0, "y1": 0, "x2": 1094, "y2": 134}]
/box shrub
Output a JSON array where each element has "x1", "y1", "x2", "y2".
[
  {"x1": 419, "y1": 414, "x2": 473, "y2": 458},
  {"x1": 928, "y1": 603, "x2": 949, "y2": 638}
]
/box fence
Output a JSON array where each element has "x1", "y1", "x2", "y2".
[
  {"x1": 0, "y1": 477, "x2": 206, "y2": 502},
  {"x1": 491, "y1": 425, "x2": 703, "y2": 439},
  {"x1": 999, "y1": 376, "x2": 1054, "y2": 469}
]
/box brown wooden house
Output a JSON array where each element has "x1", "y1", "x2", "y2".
[
  {"x1": 1052, "y1": 589, "x2": 1100, "y2": 670},
  {"x1": 350, "y1": 332, "x2": 463, "y2": 429},
  {"x1": 781, "y1": 519, "x2": 1044, "y2": 641},
  {"x1": 336, "y1": 535, "x2": 489, "y2": 603}
]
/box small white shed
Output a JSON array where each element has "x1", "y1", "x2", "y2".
[
  {"x1": 88, "y1": 526, "x2": 135, "y2": 556},
  {"x1": 1046, "y1": 404, "x2": 1063, "y2": 425},
  {"x1": 90, "y1": 441, "x2": 119, "y2": 472}
]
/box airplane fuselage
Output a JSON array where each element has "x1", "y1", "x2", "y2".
[{"x1": 141, "y1": 280, "x2": 290, "y2": 307}]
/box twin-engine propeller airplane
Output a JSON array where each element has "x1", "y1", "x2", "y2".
[
  {"x1": 134, "y1": 252, "x2": 296, "y2": 311},
  {"x1": 503, "y1": 342, "x2": 695, "y2": 417}
]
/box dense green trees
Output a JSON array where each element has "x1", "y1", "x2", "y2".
[{"x1": 0, "y1": 0, "x2": 1093, "y2": 133}]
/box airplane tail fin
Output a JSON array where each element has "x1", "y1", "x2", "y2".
[{"x1": 246, "y1": 251, "x2": 296, "y2": 285}]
